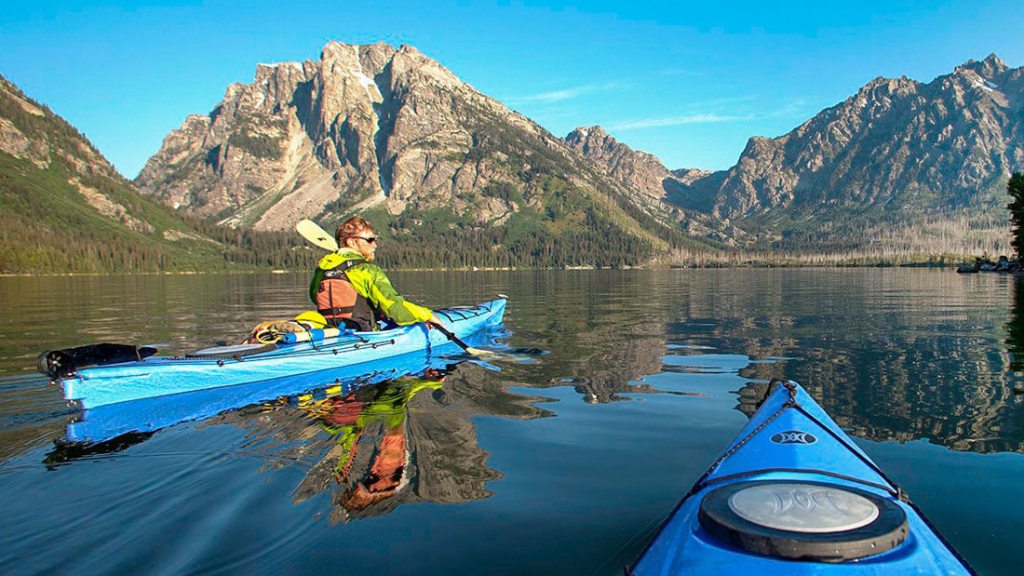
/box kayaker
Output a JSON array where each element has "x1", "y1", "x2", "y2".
[{"x1": 309, "y1": 216, "x2": 443, "y2": 331}]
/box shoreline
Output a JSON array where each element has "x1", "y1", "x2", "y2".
[{"x1": 0, "y1": 261, "x2": 1001, "y2": 278}]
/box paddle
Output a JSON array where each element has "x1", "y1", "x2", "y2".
[
  {"x1": 37, "y1": 343, "x2": 158, "y2": 379},
  {"x1": 429, "y1": 322, "x2": 497, "y2": 358},
  {"x1": 296, "y1": 219, "x2": 338, "y2": 251},
  {"x1": 294, "y1": 218, "x2": 497, "y2": 359}
]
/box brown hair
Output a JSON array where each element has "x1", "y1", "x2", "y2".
[{"x1": 335, "y1": 216, "x2": 375, "y2": 245}]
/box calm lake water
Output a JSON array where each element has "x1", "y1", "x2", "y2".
[{"x1": 1, "y1": 269, "x2": 1022, "y2": 575}]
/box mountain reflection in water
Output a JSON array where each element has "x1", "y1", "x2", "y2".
[
  {"x1": 487, "y1": 270, "x2": 1024, "y2": 455},
  {"x1": 1006, "y1": 275, "x2": 1024, "y2": 374},
  {"x1": 730, "y1": 274, "x2": 1019, "y2": 456}
]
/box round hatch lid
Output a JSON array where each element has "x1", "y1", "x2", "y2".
[{"x1": 698, "y1": 480, "x2": 908, "y2": 562}]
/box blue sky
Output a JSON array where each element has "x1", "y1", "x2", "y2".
[{"x1": 2, "y1": 1, "x2": 1022, "y2": 178}]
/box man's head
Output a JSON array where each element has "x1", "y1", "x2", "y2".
[{"x1": 336, "y1": 216, "x2": 379, "y2": 261}]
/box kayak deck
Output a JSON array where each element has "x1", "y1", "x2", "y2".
[
  {"x1": 630, "y1": 380, "x2": 973, "y2": 575},
  {"x1": 59, "y1": 298, "x2": 506, "y2": 409}
]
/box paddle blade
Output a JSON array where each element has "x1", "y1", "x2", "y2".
[
  {"x1": 296, "y1": 219, "x2": 338, "y2": 251},
  {"x1": 37, "y1": 343, "x2": 158, "y2": 379},
  {"x1": 465, "y1": 347, "x2": 522, "y2": 363}
]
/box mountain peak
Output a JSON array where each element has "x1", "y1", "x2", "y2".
[
  {"x1": 568, "y1": 125, "x2": 608, "y2": 139},
  {"x1": 564, "y1": 125, "x2": 678, "y2": 203},
  {"x1": 956, "y1": 53, "x2": 1009, "y2": 79},
  {"x1": 861, "y1": 75, "x2": 916, "y2": 91},
  {"x1": 321, "y1": 40, "x2": 354, "y2": 58},
  {"x1": 983, "y1": 52, "x2": 1007, "y2": 67},
  {"x1": 564, "y1": 125, "x2": 619, "y2": 154}
]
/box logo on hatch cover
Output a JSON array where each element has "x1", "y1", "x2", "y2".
[{"x1": 770, "y1": 430, "x2": 817, "y2": 445}]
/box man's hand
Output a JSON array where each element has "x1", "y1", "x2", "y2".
[{"x1": 424, "y1": 314, "x2": 445, "y2": 329}]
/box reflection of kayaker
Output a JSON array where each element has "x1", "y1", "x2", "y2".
[{"x1": 298, "y1": 369, "x2": 448, "y2": 516}]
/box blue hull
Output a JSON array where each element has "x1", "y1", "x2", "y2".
[
  {"x1": 60, "y1": 298, "x2": 506, "y2": 409},
  {"x1": 65, "y1": 344, "x2": 467, "y2": 444},
  {"x1": 631, "y1": 381, "x2": 972, "y2": 575}
]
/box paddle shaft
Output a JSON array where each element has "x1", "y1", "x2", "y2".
[{"x1": 432, "y1": 323, "x2": 475, "y2": 352}]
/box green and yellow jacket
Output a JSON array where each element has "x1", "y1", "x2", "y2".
[{"x1": 309, "y1": 248, "x2": 433, "y2": 329}]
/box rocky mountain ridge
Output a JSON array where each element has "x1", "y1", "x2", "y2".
[
  {"x1": 136, "y1": 41, "x2": 745, "y2": 265},
  {"x1": 563, "y1": 126, "x2": 725, "y2": 217},
  {"x1": 1, "y1": 76, "x2": 138, "y2": 223},
  {"x1": 704, "y1": 54, "x2": 1022, "y2": 223},
  {"x1": 7, "y1": 44, "x2": 1021, "y2": 270},
  {"x1": 563, "y1": 125, "x2": 679, "y2": 202},
  {"x1": 566, "y1": 54, "x2": 1020, "y2": 255},
  {"x1": 141, "y1": 45, "x2": 632, "y2": 227}
]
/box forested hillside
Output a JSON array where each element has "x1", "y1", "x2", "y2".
[{"x1": 0, "y1": 75, "x2": 318, "y2": 274}]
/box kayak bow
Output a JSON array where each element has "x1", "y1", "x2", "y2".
[
  {"x1": 54, "y1": 298, "x2": 506, "y2": 409},
  {"x1": 630, "y1": 380, "x2": 973, "y2": 575}
]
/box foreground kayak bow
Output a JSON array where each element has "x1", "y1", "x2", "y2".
[
  {"x1": 48, "y1": 298, "x2": 506, "y2": 409},
  {"x1": 630, "y1": 380, "x2": 973, "y2": 575}
]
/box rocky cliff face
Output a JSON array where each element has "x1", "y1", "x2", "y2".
[
  {"x1": 563, "y1": 125, "x2": 743, "y2": 244},
  {"x1": 136, "y1": 41, "x2": 688, "y2": 256},
  {"x1": 708, "y1": 54, "x2": 1024, "y2": 221},
  {"x1": 563, "y1": 125, "x2": 677, "y2": 202},
  {"x1": 138, "y1": 43, "x2": 446, "y2": 227}
]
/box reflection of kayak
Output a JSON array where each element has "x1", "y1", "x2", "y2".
[
  {"x1": 630, "y1": 380, "x2": 972, "y2": 575},
  {"x1": 64, "y1": 347, "x2": 461, "y2": 444},
  {"x1": 58, "y1": 298, "x2": 506, "y2": 409}
]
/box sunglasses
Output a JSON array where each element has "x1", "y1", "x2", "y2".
[{"x1": 356, "y1": 236, "x2": 379, "y2": 244}]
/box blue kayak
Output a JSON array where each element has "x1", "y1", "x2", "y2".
[
  {"x1": 630, "y1": 380, "x2": 973, "y2": 575},
  {"x1": 53, "y1": 298, "x2": 506, "y2": 409},
  {"x1": 63, "y1": 345, "x2": 467, "y2": 444}
]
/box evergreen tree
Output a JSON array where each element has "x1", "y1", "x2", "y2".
[
  {"x1": 1009, "y1": 173, "x2": 1024, "y2": 261},
  {"x1": 1007, "y1": 274, "x2": 1024, "y2": 372}
]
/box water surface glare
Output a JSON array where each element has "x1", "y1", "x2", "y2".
[{"x1": 1, "y1": 269, "x2": 1022, "y2": 574}]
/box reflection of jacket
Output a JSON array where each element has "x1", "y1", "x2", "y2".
[
  {"x1": 321, "y1": 378, "x2": 444, "y2": 511},
  {"x1": 308, "y1": 248, "x2": 433, "y2": 330},
  {"x1": 323, "y1": 378, "x2": 444, "y2": 472}
]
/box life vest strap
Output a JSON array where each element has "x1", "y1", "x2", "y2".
[{"x1": 319, "y1": 305, "x2": 356, "y2": 317}]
